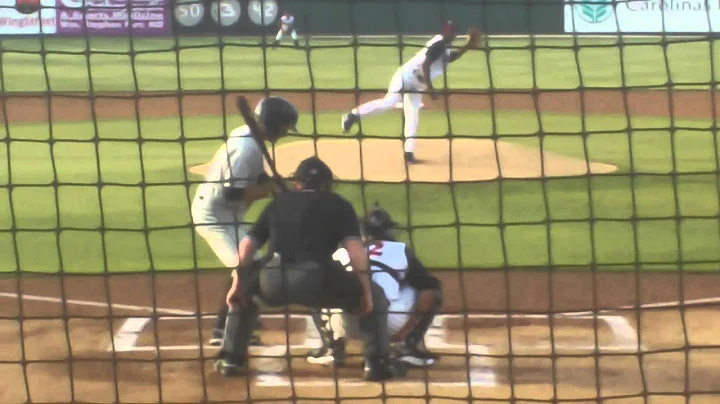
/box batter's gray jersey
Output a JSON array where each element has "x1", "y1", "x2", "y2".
[{"x1": 191, "y1": 125, "x2": 265, "y2": 268}]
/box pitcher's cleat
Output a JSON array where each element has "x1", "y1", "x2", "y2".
[{"x1": 342, "y1": 112, "x2": 360, "y2": 133}]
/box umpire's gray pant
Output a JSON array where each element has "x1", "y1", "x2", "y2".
[{"x1": 221, "y1": 259, "x2": 390, "y2": 363}]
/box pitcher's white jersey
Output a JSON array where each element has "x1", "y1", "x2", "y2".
[{"x1": 399, "y1": 35, "x2": 453, "y2": 87}]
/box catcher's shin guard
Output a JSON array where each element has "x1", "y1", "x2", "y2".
[
  {"x1": 405, "y1": 288, "x2": 442, "y2": 348},
  {"x1": 311, "y1": 309, "x2": 333, "y2": 345}
]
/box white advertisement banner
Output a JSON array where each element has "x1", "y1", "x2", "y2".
[
  {"x1": 0, "y1": 0, "x2": 57, "y2": 34},
  {"x1": 565, "y1": 0, "x2": 720, "y2": 33}
]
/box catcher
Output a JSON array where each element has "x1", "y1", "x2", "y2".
[
  {"x1": 307, "y1": 204, "x2": 443, "y2": 369},
  {"x1": 341, "y1": 21, "x2": 484, "y2": 164},
  {"x1": 272, "y1": 12, "x2": 300, "y2": 48}
]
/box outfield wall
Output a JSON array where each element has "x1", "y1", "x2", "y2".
[
  {"x1": 1, "y1": 0, "x2": 717, "y2": 40},
  {"x1": 282, "y1": 0, "x2": 562, "y2": 36},
  {"x1": 0, "y1": 0, "x2": 562, "y2": 38}
]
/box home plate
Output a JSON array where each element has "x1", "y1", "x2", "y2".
[{"x1": 255, "y1": 370, "x2": 496, "y2": 387}]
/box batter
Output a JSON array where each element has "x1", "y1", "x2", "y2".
[{"x1": 190, "y1": 96, "x2": 299, "y2": 347}]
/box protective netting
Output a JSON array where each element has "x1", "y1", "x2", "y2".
[{"x1": 3, "y1": 0, "x2": 720, "y2": 402}]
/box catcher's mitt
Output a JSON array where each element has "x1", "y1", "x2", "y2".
[{"x1": 466, "y1": 27, "x2": 485, "y2": 49}]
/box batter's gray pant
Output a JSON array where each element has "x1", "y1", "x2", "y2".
[
  {"x1": 221, "y1": 260, "x2": 390, "y2": 364},
  {"x1": 191, "y1": 192, "x2": 250, "y2": 268}
]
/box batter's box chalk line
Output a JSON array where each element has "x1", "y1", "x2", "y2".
[
  {"x1": 0, "y1": 291, "x2": 660, "y2": 385},
  {"x1": 254, "y1": 342, "x2": 496, "y2": 388}
]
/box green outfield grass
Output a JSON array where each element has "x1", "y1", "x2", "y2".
[
  {"x1": 0, "y1": 35, "x2": 718, "y2": 92},
  {"x1": 2, "y1": 35, "x2": 719, "y2": 274},
  {"x1": 2, "y1": 109, "x2": 720, "y2": 273}
]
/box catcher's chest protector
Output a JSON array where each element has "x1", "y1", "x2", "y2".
[{"x1": 367, "y1": 241, "x2": 409, "y2": 281}]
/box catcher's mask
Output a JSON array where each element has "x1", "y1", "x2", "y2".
[
  {"x1": 254, "y1": 96, "x2": 299, "y2": 141},
  {"x1": 293, "y1": 156, "x2": 334, "y2": 191},
  {"x1": 361, "y1": 202, "x2": 398, "y2": 241}
]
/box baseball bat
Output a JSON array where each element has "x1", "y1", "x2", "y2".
[{"x1": 234, "y1": 95, "x2": 289, "y2": 193}]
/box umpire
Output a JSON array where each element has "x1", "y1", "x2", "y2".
[{"x1": 216, "y1": 156, "x2": 405, "y2": 382}]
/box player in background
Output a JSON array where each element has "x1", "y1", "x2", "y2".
[
  {"x1": 190, "y1": 96, "x2": 299, "y2": 348},
  {"x1": 307, "y1": 203, "x2": 442, "y2": 368},
  {"x1": 340, "y1": 21, "x2": 481, "y2": 164},
  {"x1": 272, "y1": 12, "x2": 300, "y2": 48}
]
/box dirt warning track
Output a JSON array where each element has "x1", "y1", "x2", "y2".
[{"x1": 1, "y1": 88, "x2": 719, "y2": 123}]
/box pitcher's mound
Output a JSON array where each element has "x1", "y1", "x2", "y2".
[{"x1": 260, "y1": 138, "x2": 617, "y2": 183}]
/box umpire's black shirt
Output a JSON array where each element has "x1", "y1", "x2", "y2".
[{"x1": 247, "y1": 190, "x2": 361, "y2": 264}]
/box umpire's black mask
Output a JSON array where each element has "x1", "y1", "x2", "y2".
[{"x1": 293, "y1": 156, "x2": 334, "y2": 191}]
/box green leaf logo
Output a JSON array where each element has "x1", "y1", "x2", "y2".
[{"x1": 576, "y1": 0, "x2": 613, "y2": 24}]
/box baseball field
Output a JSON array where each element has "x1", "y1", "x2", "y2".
[{"x1": 2, "y1": 35, "x2": 720, "y2": 403}]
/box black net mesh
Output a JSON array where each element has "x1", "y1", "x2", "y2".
[{"x1": 2, "y1": 0, "x2": 720, "y2": 402}]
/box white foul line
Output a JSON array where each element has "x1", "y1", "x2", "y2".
[
  {"x1": 3, "y1": 291, "x2": 716, "y2": 319},
  {"x1": 0, "y1": 292, "x2": 194, "y2": 316},
  {"x1": 0, "y1": 292, "x2": 193, "y2": 353}
]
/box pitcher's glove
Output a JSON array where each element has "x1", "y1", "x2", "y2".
[{"x1": 466, "y1": 27, "x2": 485, "y2": 49}]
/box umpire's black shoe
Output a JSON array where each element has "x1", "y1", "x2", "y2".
[
  {"x1": 213, "y1": 351, "x2": 247, "y2": 377},
  {"x1": 214, "y1": 358, "x2": 244, "y2": 377},
  {"x1": 363, "y1": 356, "x2": 407, "y2": 382}
]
